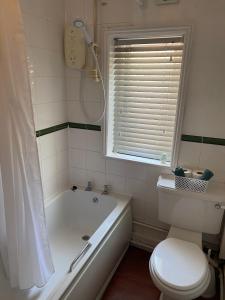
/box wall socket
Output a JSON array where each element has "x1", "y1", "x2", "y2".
[{"x1": 155, "y1": 0, "x2": 179, "y2": 5}]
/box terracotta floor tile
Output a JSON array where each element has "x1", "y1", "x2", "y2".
[
  {"x1": 102, "y1": 246, "x2": 219, "y2": 300},
  {"x1": 102, "y1": 247, "x2": 160, "y2": 300}
]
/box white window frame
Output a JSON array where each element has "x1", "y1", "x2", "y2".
[{"x1": 103, "y1": 26, "x2": 191, "y2": 168}]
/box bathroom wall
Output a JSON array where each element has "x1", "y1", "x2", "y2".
[
  {"x1": 65, "y1": 0, "x2": 225, "y2": 248},
  {"x1": 20, "y1": 0, "x2": 69, "y2": 204}
]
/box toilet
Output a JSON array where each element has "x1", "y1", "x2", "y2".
[{"x1": 149, "y1": 175, "x2": 225, "y2": 300}]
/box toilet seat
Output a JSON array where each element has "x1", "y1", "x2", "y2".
[
  {"x1": 150, "y1": 261, "x2": 210, "y2": 299},
  {"x1": 149, "y1": 238, "x2": 210, "y2": 299}
]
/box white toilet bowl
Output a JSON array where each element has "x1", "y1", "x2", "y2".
[{"x1": 149, "y1": 238, "x2": 211, "y2": 300}]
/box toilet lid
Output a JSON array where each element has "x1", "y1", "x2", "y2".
[{"x1": 151, "y1": 238, "x2": 208, "y2": 291}]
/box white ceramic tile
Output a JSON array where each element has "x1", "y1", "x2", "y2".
[
  {"x1": 21, "y1": 0, "x2": 65, "y2": 23},
  {"x1": 41, "y1": 155, "x2": 57, "y2": 181},
  {"x1": 42, "y1": 170, "x2": 67, "y2": 202},
  {"x1": 98, "y1": 0, "x2": 134, "y2": 25},
  {"x1": 178, "y1": 141, "x2": 201, "y2": 169},
  {"x1": 69, "y1": 128, "x2": 88, "y2": 149},
  {"x1": 55, "y1": 129, "x2": 68, "y2": 152},
  {"x1": 83, "y1": 76, "x2": 102, "y2": 102},
  {"x1": 48, "y1": 21, "x2": 64, "y2": 54},
  {"x1": 70, "y1": 149, "x2": 86, "y2": 169},
  {"x1": 145, "y1": 165, "x2": 169, "y2": 184},
  {"x1": 199, "y1": 144, "x2": 225, "y2": 182},
  {"x1": 65, "y1": 67, "x2": 81, "y2": 78},
  {"x1": 22, "y1": 14, "x2": 49, "y2": 49},
  {"x1": 67, "y1": 100, "x2": 103, "y2": 124},
  {"x1": 39, "y1": 130, "x2": 67, "y2": 160},
  {"x1": 20, "y1": 0, "x2": 49, "y2": 18},
  {"x1": 70, "y1": 167, "x2": 87, "y2": 187},
  {"x1": 83, "y1": 0, "x2": 95, "y2": 25},
  {"x1": 39, "y1": 132, "x2": 57, "y2": 160},
  {"x1": 125, "y1": 178, "x2": 159, "y2": 225},
  {"x1": 42, "y1": 175, "x2": 59, "y2": 201},
  {"x1": 106, "y1": 158, "x2": 128, "y2": 177},
  {"x1": 86, "y1": 131, "x2": 102, "y2": 152},
  {"x1": 32, "y1": 48, "x2": 64, "y2": 78},
  {"x1": 56, "y1": 150, "x2": 68, "y2": 172},
  {"x1": 57, "y1": 169, "x2": 69, "y2": 192},
  {"x1": 67, "y1": 101, "x2": 84, "y2": 123},
  {"x1": 33, "y1": 77, "x2": 66, "y2": 104},
  {"x1": 34, "y1": 102, "x2": 67, "y2": 130},
  {"x1": 66, "y1": 75, "x2": 81, "y2": 101},
  {"x1": 46, "y1": 0, "x2": 65, "y2": 24},
  {"x1": 86, "y1": 151, "x2": 106, "y2": 173},
  {"x1": 125, "y1": 161, "x2": 147, "y2": 181},
  {"x1": 86, "y1": 170, "x2": 106, "y2": 191},
  {"x1": 65, "y1": 0, "x2": 85, "y2": 23},
  {"x1": 106, "y1": 173, "x2": 126, "y2": 194}
]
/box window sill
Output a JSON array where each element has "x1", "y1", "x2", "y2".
[{"x1": 106, "y1": 152, "x2": 171, "y2": 168}]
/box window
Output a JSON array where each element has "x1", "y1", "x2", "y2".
[{"x1": 104, "y1": 28, "x2": 190, "y2": 167}]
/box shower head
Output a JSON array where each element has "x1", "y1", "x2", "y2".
[
  {"x1": 73, "y1": 19, "x2": 85, "y2": 28},
  {"x1": 73, "y1": 19, "x2": 93, "y2": 45}
]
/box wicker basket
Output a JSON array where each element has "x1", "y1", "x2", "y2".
[{"x1": 175, "y1": 176, "x2": 208, "y2": 193}]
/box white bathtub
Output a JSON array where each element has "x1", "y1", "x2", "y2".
[{"x1": 0, "y1": 189, "x2": 132, "y2": 300}]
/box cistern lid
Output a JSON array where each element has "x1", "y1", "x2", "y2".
[{"x1": 151, "y1": 238, "x2": 208, "y2": 291}]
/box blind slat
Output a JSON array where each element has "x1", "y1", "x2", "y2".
[
  {"x1": 114, "y1": 63, "x2": 182, "y2": 70},
  {"x1": 115, "y1": 119, "x2": 176, "y2": 126},
  {"x1": 113, "y1": 57, "x2": 182, "y2": 64},
  {"x1": 113, "y1": 92, "x2": 179, "y2": 99},
  {"x1": 116, "y1": 97, "x2": 177, "y2": 104},
  {"x1": 115, "y1": 142, "x2": 172, "y2": 153},
  {"x1": 114, "y1": 86, "x2": 179, "y2": 93},
  {"x1": 115, "y1": 124, "x2": 174, "y2": 133},
  {"x1": 116, "y1": 149, "x2": 170, "y2": 161},
  {"x1": 114, "y1": 45, "x2": 183, "y2": 52},
  {"x1": 116, "y1": 103, "x2": 176, "y2": 109},
  {"x1": 114, "y1": 132, "x2": 173, "y2": 142},
  {"x1": 114, "y1": 50, "x2": 183, "y2": 58},
  {"x1": 113, "y1": 75, "x2": 180, "y2": 81},
  {"x1": 114, "y1": 80, "x2": 180, "y2": 87},
  {"x1": 114, "y1": 69, "x2": 181, "y2": 75}
]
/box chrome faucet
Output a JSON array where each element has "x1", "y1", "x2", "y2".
[
  {"x1": 85, "y1": 181, "x2": 92, "y2": 191},
  {"x1": 102, "y1": 184, "x2": 111, "y2": 195}
]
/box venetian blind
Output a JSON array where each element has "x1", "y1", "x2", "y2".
[{"x1": 110, "y1": 36, "x2": 184, "y2": 162}]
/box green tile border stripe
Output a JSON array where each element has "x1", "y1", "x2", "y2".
[
  {"x1": 181, "y1": 134, "x2": 225, "y2": 146},
  {"x1": 36, "y1": 122, "x2": 101, "y2": 137},
  {"x1": 36, "y1": 123, "x2": 68, "y2": 137},
  {"x1": 203, "y1": 136, "x2": 225, "y2": 146},
  {"x1": 181, "y1": 134, "x2": 202, "y2": 143},
  {"x1": 68, "y1": 122, "x2": 101, "y2": 131},
  {"x1": 36, "y1": 125, "x2": 225, "y2": 147}
]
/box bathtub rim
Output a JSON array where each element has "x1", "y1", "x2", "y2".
[{"x1": 44, "y1": 187, "x2": 131, "y2": 210}]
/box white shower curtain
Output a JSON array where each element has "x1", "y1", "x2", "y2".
[{"x1": 0, "y1": 0, "x2": 54, "y2": 290}]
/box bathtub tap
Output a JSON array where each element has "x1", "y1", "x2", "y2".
[
  {"x1": 85, "y1": 181, "x2": 92, "y2": 191},
  {"x1": 102, "y1": 184, "x2": 111, "y2": 195}
]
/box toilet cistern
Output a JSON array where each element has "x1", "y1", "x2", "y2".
[{"x1": 149, "y1": 174, "x2": 225, "y2": 300}]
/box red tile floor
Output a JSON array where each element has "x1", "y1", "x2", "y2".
[{"x1": 102, "y1": 246, "x2": 219, "y2": 300}]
